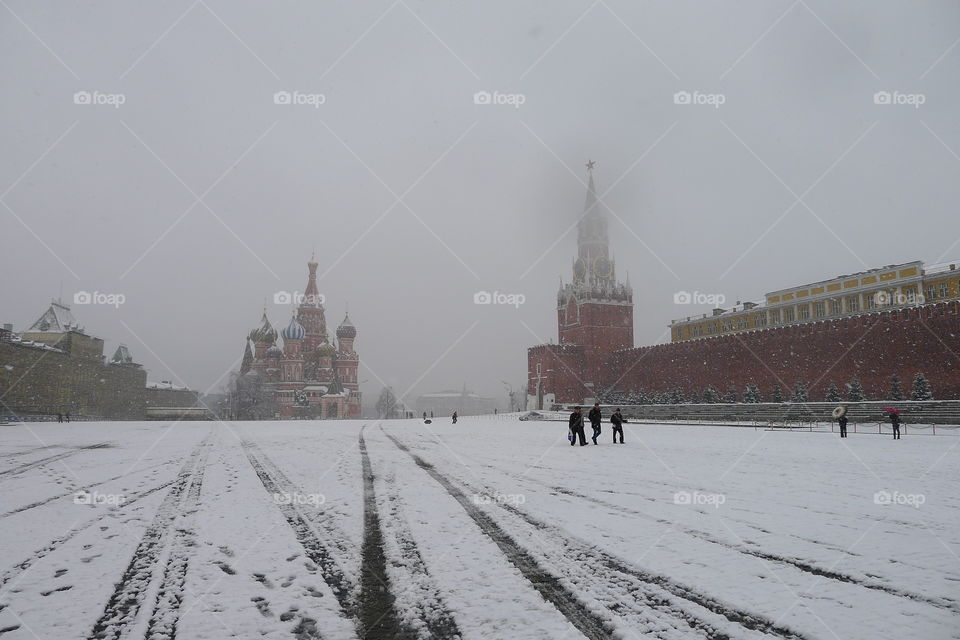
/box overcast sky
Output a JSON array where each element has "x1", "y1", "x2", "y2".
[{"x1": 2, "y1": 1, "x2": 959, "y2": 408}]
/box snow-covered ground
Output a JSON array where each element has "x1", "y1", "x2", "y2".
[{"x1": 0, "y1": 418, "x2": 957, "y2": 639}]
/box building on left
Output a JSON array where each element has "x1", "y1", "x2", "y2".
[{"x1": 0, "y1": 299, "x2": 147, "y2": 419}]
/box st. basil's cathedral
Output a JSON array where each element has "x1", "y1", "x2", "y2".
[{"x1": 238, "y1": 256, "x2": 361, "y2": 419}]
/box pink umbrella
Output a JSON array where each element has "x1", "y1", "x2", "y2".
[{"x1": 882, "y1": 407, "x2": 901, "y2": 414}]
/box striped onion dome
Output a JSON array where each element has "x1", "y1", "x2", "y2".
[{"x1": 282, "y1": 315, "x2": 305, "y2": 340}]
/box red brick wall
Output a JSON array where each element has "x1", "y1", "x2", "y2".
[
  {"x1": 558, "y1": 301, "x2": 633, "y2": 353},
  {"x1": 605, "y1": 301, "x2": 960, "y2": 401},
  {"x1": 527, "y1": 344, "x2": 587, "y2": 404}
]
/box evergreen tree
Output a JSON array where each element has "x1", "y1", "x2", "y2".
[
  {"x1": 824, "y1": 383, "x2": 842, "y2": 403},
  {"x1": 847, "y1": 378, "x2": 866, "y2": 402},
  {"x1": 791, "y1": 381, "x2": 809, "y2": 403},
  {"x1": 743, "y1": 383, "x2": 762, "y2": 403},
  {"x1": 702, "y1": 385, "x2": 719, "y2": 403},
  {"x1": 670, "y1": 388, "x2": 685, "y2": 404},
  {"x1": 911, "y1": 373, "x2": 933, "y2": 401},
  {"x1": 771, "y1": 384, "x2": 784, "y2": 403},
  {"x1": 724, "y1": 387, "x2": 738, "y2": 403},
  {"x1": 888, "y1": 374, "x2": 905, "y2": 401}
]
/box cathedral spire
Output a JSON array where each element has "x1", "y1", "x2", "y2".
[{"x1": 304, "y1": 255, "x2": 322, "y2": 308}]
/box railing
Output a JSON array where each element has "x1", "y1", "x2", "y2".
[{"x1": 553, "y1": 400, "x2": 960, "y2": 432}]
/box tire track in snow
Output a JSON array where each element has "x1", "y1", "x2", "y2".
[
  {"x1": 142, "y1": 444, "x2": 211, "y2": 640},
  {"x1": 0, "y1": 458, "x2": 179, "y2": 519},
  {"x1": 0, "y1": 470, "x2": 190, "y2": 595},
  {"x1": 87, "y1": 437, "x2": 212, "y2": 640},
  {"x1": 548, "y1": 485, "x2": 960, "y2": 614},
  {"x1": 379, "y1": 474, "x2": 463, "y2": 640},
  {"x1": 462, "y1": 453, "x2": 959, "y2": 614},
  {"x1": 383, "y1": 432, "x2": 614, "y2": 640},
  {"x1": 0, "y1": 443, "x2": 111, "y2": 480},
  {"x1": 241, "y1": 441, "x2": 357, "y2": 615},
  {"x1": 360, "y1": 429, "x2": 463, "y2": 639},
  {"x1": 386, "y1": 431, "x2": 812, "y2": 640},
  {"x1": 356, "y1": 429, "x2": 411, "y2": 639}
]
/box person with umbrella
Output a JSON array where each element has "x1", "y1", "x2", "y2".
[
  {"x1": 833, "y1": 405, "x2": 848, "y2": 438},
  {"x1": 884, "y1": 407, "x2": 902, "y2": 440}
]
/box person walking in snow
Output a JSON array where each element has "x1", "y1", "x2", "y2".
[
  {"x1": 57, "y1": 413, "x2": 63, "y2": 424},
  {"x1": 890, "y1": 411, "x2": 901, "y2": 440},
  {"x1": 838, "y1": 414, "x2": 848, "y2": 438},
  {"x1": 568, "y1": 406, "x2": 587, "y2": 446},
  {"x1": 611, "y1": 408, "x2": 625, "y2": 444},
  {"x1": 588, "y1": 403, "x2": 602, "y2": 445},
  {"x1": 452, "y1": 411, "x2": 457, "y2": 424}
]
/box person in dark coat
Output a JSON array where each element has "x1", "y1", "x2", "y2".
[
  {"x1": 890, "y1": 411, "x2": 901, "y2": 439},
  {"x1": 452, "y1": 411, "x2": 458, "y2": 424},
  {"x1": 568, "y1": 407, "x2": 587, "y2": 446},
  {"x1": 57, "y1": 413, "x2": 63, "y2": 424},
  {"x1": 588, "y1": 403, "x2": 602, "y2": 445},
  {"x1": 610, "y1": 408, "x2": 625, "y2": 444},
  {"x1": 838, "y1": 414, "x2": 848, "y2": 438},
  {"x1": 65, "y1": 412, "x2": 70, "y2": 423}
]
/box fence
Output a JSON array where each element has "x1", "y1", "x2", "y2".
[{"x1": 552, "y1": 400, "x2": 960, "y2": 434}]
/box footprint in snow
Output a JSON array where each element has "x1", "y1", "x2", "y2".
[
  {"x1": 253, "y1": 573, "x2": 274, "y2": 588},
  {"x1": 54, "y1": 569, "x2": 68, "y2": 578},
  {"x1": 250, "y1": 596, "x2": 272, "y2": 617},
  {"x1": 40, "y1": 585, "x2": 73, "y2": 597},
  {"x1": 214, "y1": 561, "x2": 235, "y2": 575}
]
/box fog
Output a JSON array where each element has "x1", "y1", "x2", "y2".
[{"x1": 2, "y1": 1, "x2": 958, "y2": 408}]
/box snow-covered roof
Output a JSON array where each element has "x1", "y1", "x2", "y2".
[
  {"x1": 28, "y1": 300, "x2": 78, "y2": 333},
  {"x1": 146, "y1": 381, "x2": 190, "y2": 391}
]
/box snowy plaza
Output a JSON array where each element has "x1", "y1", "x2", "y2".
[{"x1": 0, "y1": 418, "x2": 957, "y2": 639}]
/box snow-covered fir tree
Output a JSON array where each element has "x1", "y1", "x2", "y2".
[
  {"x1": 670, "y1": 388, "x2": 685, "y2": 404},
  {"x1": 743, "y1": 383, "x2": 762, "y2": 403},
  {"x1": 771, "y1": 384, "x2": 785, "y2": 403},
  {"x1": 911, "y1": 373, "x2": 933, "y2": 401},
  {"x1": 702, "y1": 385, "x2": 719, "y2": 403},
  {"x1": 824, "y1": 383, "x2": 842, "y2": 402},
  {"x1": 791, "y1": 381, "x2": 809, "y2": 403},
  {"x1": 724, "y1": 387, "x2": 738, "y2": 403},
  {"x1": 847, "y1": 378, "x2": 866, "y2": 402},
  {"x1": 888, "y1": 374, "x2": 905, "y2": 401}
]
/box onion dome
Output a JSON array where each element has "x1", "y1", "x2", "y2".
[
  {"x1": 316, "y1": 341, "x2": 337, "y2": 357},
  {"x1": 266, "y1": 344, "x2": 283, "y2": 359},
  {"x1": 336, "y1": 313, "x2": 356, "y2": 339},
  {"x1": 282, "y1": 315, "x2": 305, "y2": 340},
  {"x1": 249, "y1": 312, "x2": 277, "y2": 344}
]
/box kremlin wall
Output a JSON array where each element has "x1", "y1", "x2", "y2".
[{"x1": 528, "y1": 166, "x2": 960, "y2": 407}]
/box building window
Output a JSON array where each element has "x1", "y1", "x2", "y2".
[
  {"x1": 536, "y1": 363, "x2": 541, "y2": 375},
  {"x1": 814, "y1": 302, "x2": 825, "y2": 318},
  {"x1": 940, "y1": 283, "x2": 948, "y2": 299},
  {"x1": 847, "y1": 296, "x2": 859, "y2": 313},
  {"x1": 756, "y1": 315, "x2": 767, "y2": 328},
  {"x1": 784, "y1": 307, "x2": 795, "y2": 323},
  {"x1": 798, "y1": 305, "x2": 810, "y2": 320},
  {"x1": 770, "y1": 310, "x2": 781, "y2": 325},
  {"x1": 829, "y1": 299, "x2": 841, "y2": 315},
  {"x1": 926, "y1": 286, "x2": 935, "y2": 301},
  {"x1": 905, "y1": 288, "x2": 917, "y2": 304},
  {"x1": 866, "y1": 293, "x2": 877, "y2": 310}
]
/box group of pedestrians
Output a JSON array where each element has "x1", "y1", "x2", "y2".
[
  {"x1": 836, "y1": 409, "x2": 901, "y2": 439},
  {"x1": 568, "y1": 404, "x2": 625, "y2": 446}
]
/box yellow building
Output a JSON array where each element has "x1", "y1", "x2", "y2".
[{"x1": 670, "y1": 260, "x2": 960, "y2": 343}]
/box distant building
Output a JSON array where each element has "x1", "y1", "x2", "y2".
[
  {"x1": 670, "y1": 260, "x2": 960, "y2": 342},
  {"x1": 0, "y1": 299, "x2": 147, "y2": 419},
  {"x1": 414, "y1": 385, "x2": 497, "y2": 417},
  {"x1": 233, "y1": 256, "x2": 361, "y2": 420}
]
